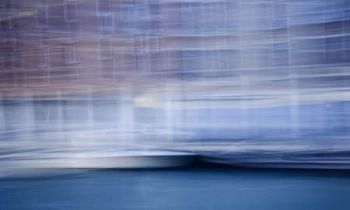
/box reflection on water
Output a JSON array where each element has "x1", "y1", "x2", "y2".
[{"x1": 1, "y1": 168, "x2": 350, "y2": 210}]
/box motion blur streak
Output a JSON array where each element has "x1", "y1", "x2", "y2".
[{"x1": 0, "y1": 0, "x2": 350, "y2": 173}]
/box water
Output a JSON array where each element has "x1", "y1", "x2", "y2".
[{"x1": 1, "y1": 167, "x2": 350, "y2": 210}]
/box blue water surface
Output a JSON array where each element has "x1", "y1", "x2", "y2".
[{"x1": 1, "y1": 167, "x2": 350, "y2": 210}]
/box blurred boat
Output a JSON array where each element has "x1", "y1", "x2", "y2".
[{"x1": 49, "y1": 150, "x2": 196, "y2": 169}]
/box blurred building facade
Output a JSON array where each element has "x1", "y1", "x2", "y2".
[{"x1": 0, "y1": 0, "x2": 349, "y2": 142}]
